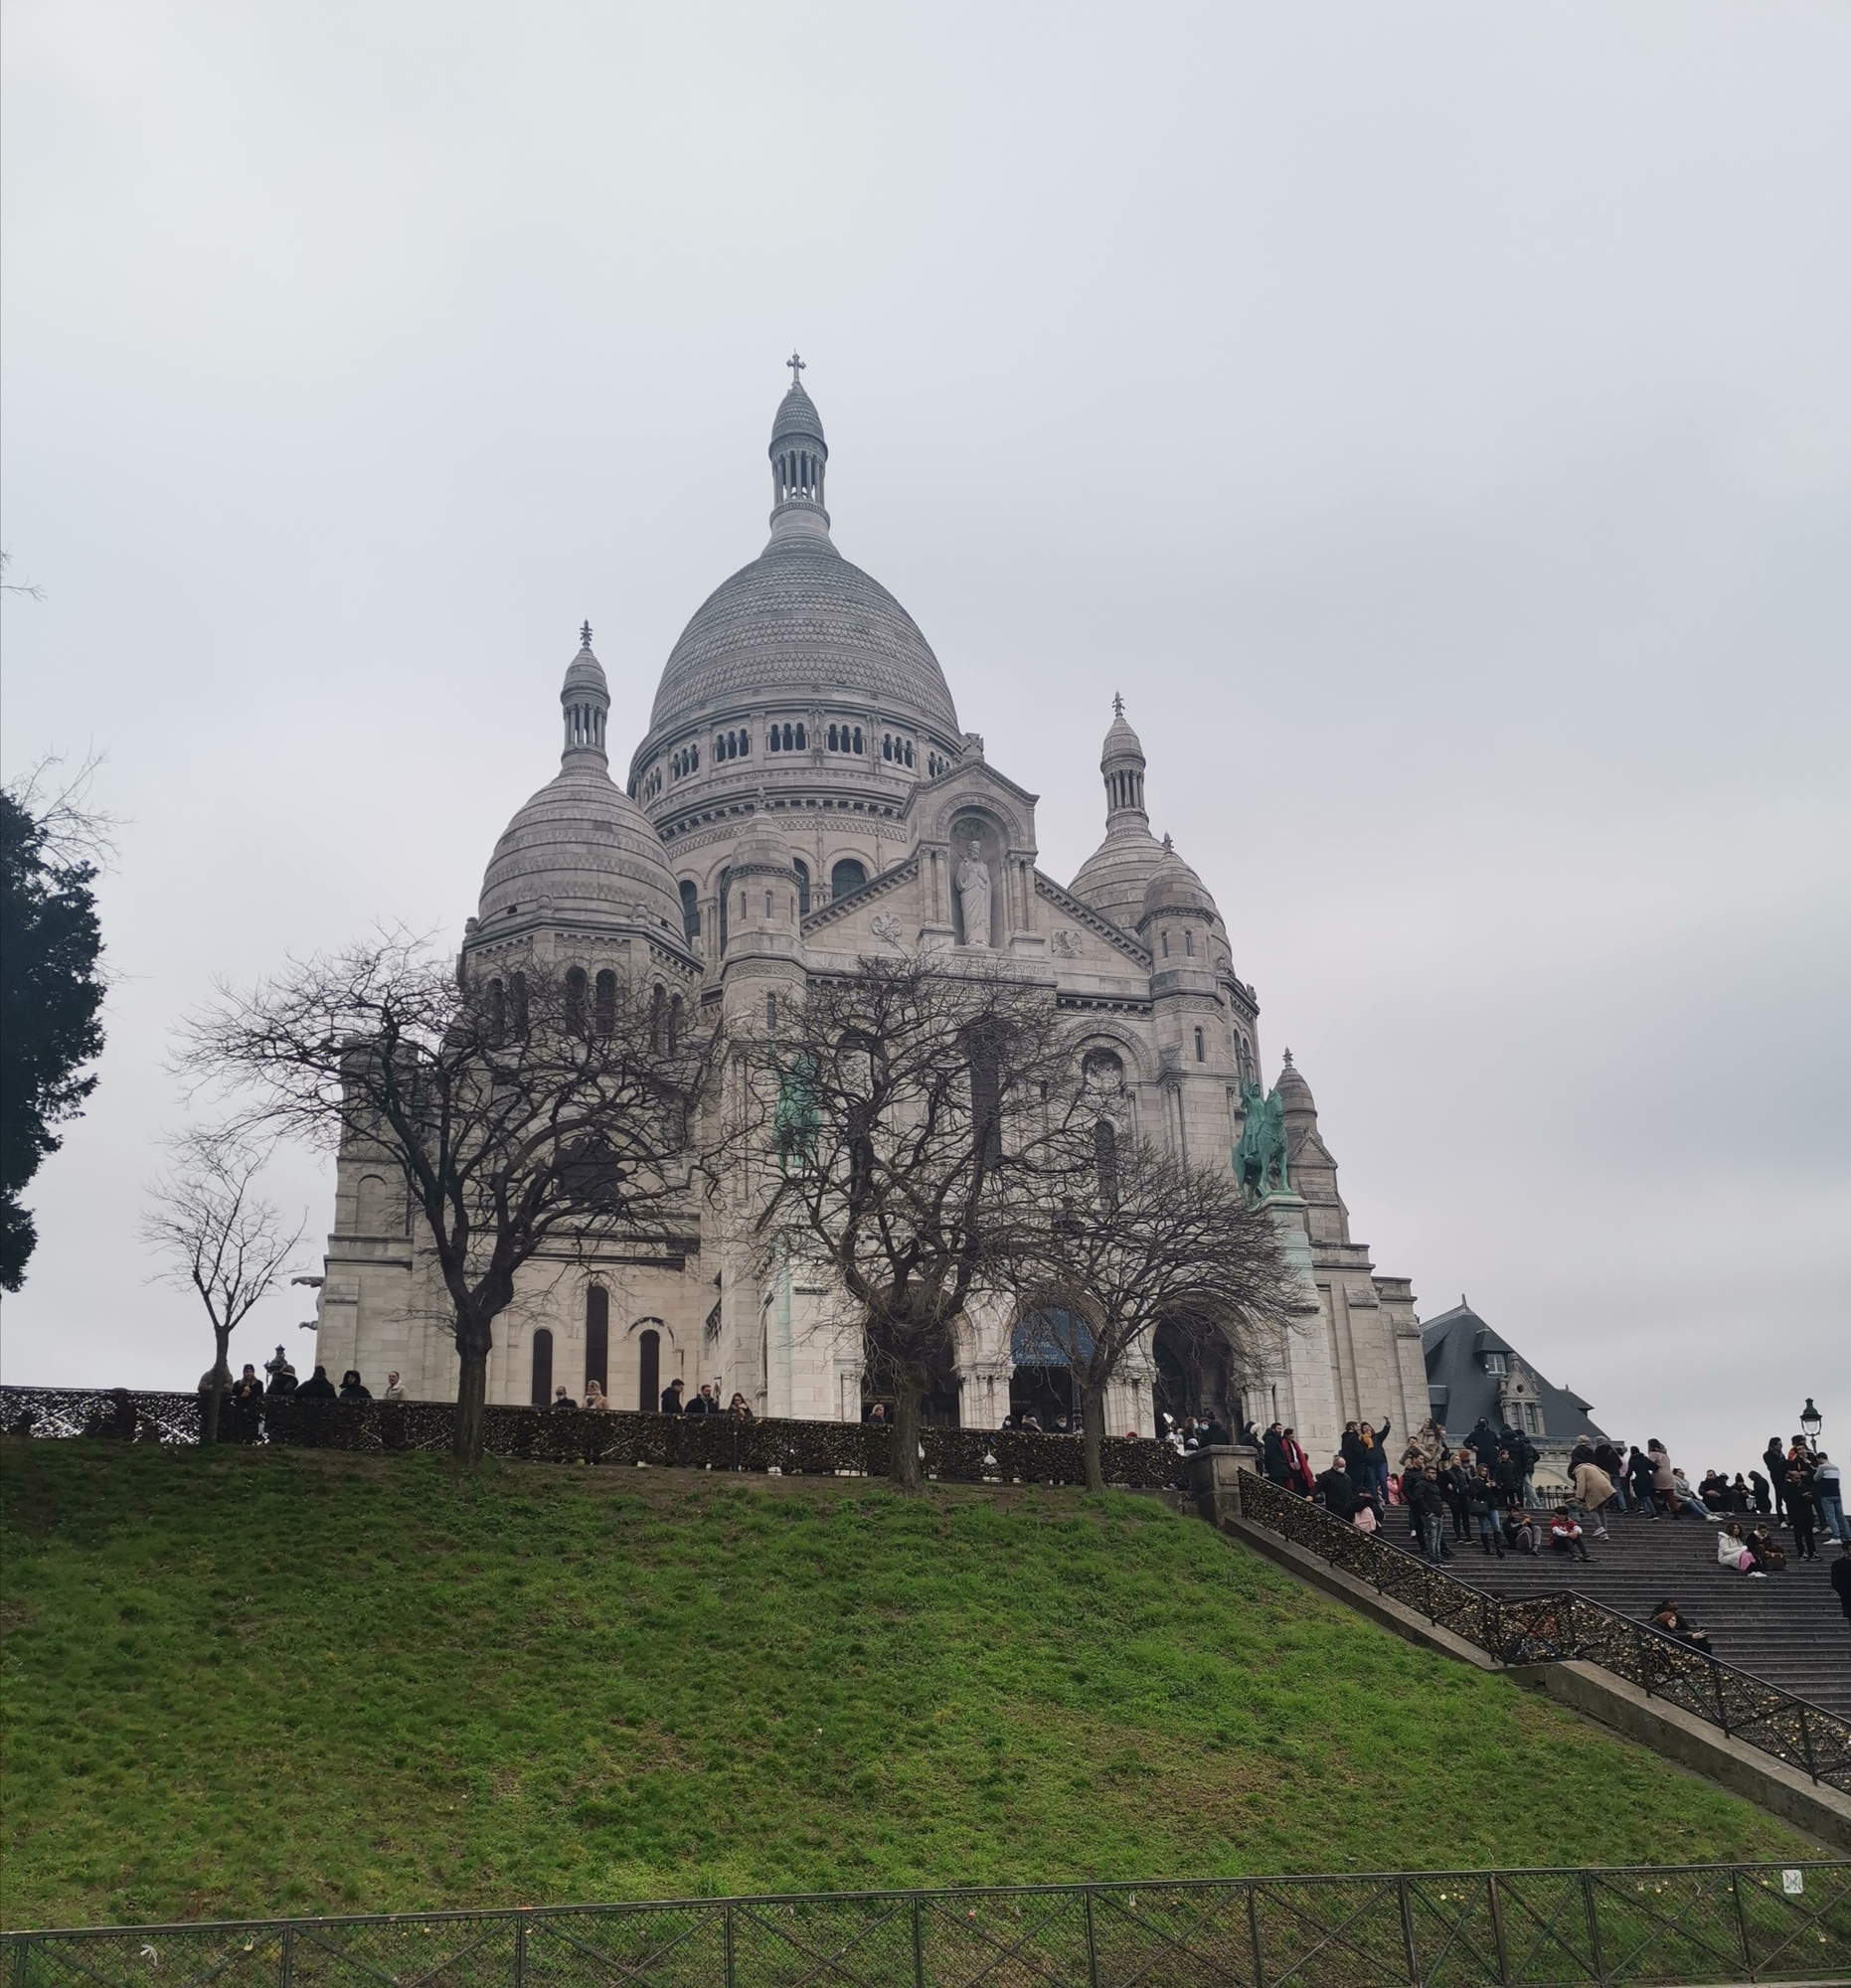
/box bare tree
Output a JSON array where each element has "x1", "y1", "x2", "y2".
[
  {"x1": 177, "y1": 934, "x2": 718, "y2": 1464},
  {"x1": 141, "y1": 1128, "x2": 306, "y2": 1444},
  {"x1": 995, "y1": 1130, "x2": 1300, "y2": 1491},
  {"x1": 736, "y1": 954, "x2": 1077, "y2": 1492}
]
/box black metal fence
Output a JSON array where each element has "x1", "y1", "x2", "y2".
[
  {"x1": 1237, "y1": 1470, "x2": 1851, "y2": 1795},
  {"x1": 0, "y1": 1387, "x2": 1191, "y2": 1493},
  {"x1": 7, "y1": 1865, "x2": 1850, "y2": 1985}
]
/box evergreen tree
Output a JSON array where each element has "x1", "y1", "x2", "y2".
[{"x1": 0, "y1": 785, "x2": 106, "y2": 1289}]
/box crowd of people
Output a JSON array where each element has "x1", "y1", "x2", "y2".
[{"x1": 1255, "y1": 1406, "x2": 1851, "y2": 1632}]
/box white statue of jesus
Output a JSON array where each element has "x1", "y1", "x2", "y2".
[{"x1": 956, "y1": 839, "x2": 991, "y2": 947}]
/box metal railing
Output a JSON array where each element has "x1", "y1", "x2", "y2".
[
  {"x1": 0, "y1": 1387, "x2": 1192, "y2": 1493},
  {"x1": 6, "y1": 1864, "x2": 1849, "y2": 1985},
  {"x1": 1236, "y1": 1470, "x2": 1851, "y2": 1794}
]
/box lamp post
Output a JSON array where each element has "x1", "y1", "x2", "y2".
[{"x1": 1799, "y1": 1398, "x2": 1822, "y2": 1446}]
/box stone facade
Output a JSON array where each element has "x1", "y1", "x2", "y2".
[{"x1": 312, "y1": 367, "x2": 1425, "y2": 1466}]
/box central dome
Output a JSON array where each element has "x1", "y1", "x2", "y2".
[
  {"x1": 632, "y1": 368, "x2": 960, "y2": 789},
  {"x1": 647, "y1": 534, "x2": 959, "y2": 741}
]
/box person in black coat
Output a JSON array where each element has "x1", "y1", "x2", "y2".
[
  {"x1": 1262, "y1": 1422, "x2": 1290, "y2": 1486},
  {"x1": 659, "y1": 1379, "x2": 685, "y2": 1414},
  {"x1": 1765, "y1": 1438, "x2": 1789, "y2": 1522},
  {"x1": 1831, "y1": 1542, "x2": 1851, "y2": 1625},
  {"x1": 1628, "y1": 1445, "x2": 1657, "y2": 1515},
  {"x1": 1748, "y1": 1468, "x2": 1772, "y2": 1516},
  {"x1": 1466, "y1": 1418, "x2": 1500, "y2": 1468},
  {"x1": 1785, "y1": 1463, "x2": 1820, "y2": 1561},
  {"x1": 1340, "y1": 1421, "x2": 1367, "y2": 1479},
  {"x1": 338, "y1": 1371, "x2": 372, "y2": 1403},
  {"x1": 294, "y1": 1365, "x2": 337, "y2": 1400},
  {"x1": 1315, "y1": 1461, "x2": 1357, "y2": 1520},
  {"x1": 1444, "y1": 1455, "x2": 1474, "y2": 1540}
]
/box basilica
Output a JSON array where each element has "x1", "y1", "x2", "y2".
[{"x1": 312, "y1": 364, "x2": 1428, "y2": 1464}]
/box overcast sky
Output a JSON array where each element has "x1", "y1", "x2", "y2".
[{"x1": 4, "y1": 2, "x2": 1847, "y2": 1475}]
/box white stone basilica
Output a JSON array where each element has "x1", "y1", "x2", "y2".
[{"x1": 313, "y1": 365, "x2": 1427, "y2": 1462}]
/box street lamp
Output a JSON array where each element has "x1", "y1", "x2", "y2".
[{"x1": 1799, "y1": 1398, "x2": 1822, "y2": 1445}]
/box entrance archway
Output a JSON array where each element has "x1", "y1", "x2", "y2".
[
  {"x1": 1010, "y1": 1308, "x2": 1092, "y2": 1431},
  {"x1": 1151, "y1": 1317, "x2": 1239, "y2": 1432}
]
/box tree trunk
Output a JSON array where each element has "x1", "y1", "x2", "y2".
[
  {"x1": 453, "y1": 1340, "x2": 489, "y2": 1466},
  {"x1": 203, "y1": 1333, "x2": 231, "y2": 1446},
  {"x1": 1081, "y1": 1378, "x2": 1105, "y2": 1494},
  {"x1": 889, "y1": 1368, "x2": 926, "y2": 1494}
]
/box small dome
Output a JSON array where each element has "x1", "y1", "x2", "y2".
[
  {"x1": 478, "y1": 761, "x2": 684, "y2": 936},
  {"x1": 562, "y1": 641, "x2": 607, "y2": 698},
  {"x1": 771, "y1": 381, "x2": 825, "y2": 446},
  {"x1": 1070, "y1": 822, "x2": 1167, "y2": 932},
  {"x1": 728, "y1": 821, "x2": 793, "y2": 874},
  {"x1": 1274, "y1": 1049, "x2": 1316, "y2": 1115},
  {"x1": 1139, "y1": 841, "x2": 1218, "y2": 923},
  {"x1": 1101, "y1": 703, "x2": 1144, "y2": 768}
]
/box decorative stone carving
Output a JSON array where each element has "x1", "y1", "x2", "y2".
[
  {"x1": 870, "y1": 912, "x2": 902, "y2": 944},
  {"x1": 1050, "y1": 928, "x2": 1086, "y2": 958}
]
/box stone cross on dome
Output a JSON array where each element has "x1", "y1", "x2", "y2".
[
  {"x1": 786, "y1": 351, "x2": 805, "y2": 385},
  {"x1": 1112, "y1": 691, "x2": 1124, "y2": 717},
  {"x1": 580, "y1": 620, "x2": 592, "y2": 649}
]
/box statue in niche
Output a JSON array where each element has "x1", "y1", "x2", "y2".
[{"x1": 955, "y1": 838, "x2": 992, "y2": 947}]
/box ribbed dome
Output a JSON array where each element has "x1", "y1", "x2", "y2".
[
  {"x1": 1140, "y1": 843, "x2": 1218, "y2": 923},
  {"x1": 771, "y1": 382, "x2": 825, "y2": 445},
  {"x1": 478, "y1": 762, "x2": 684, "y2": 935},
  {"x1": 644, "y1": 534, "x2": 960, "y2": 742},
  {"x1": 1274, "y1": 1050, "x2": 1316, "y2": 1115},
  {"x1": 729, "y1": 822, "x2": 793, "y2": 874}
]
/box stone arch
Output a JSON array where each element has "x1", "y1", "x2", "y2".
[{"x1": 355, "y1": 1172, "x2": 401, "y2": 1236}]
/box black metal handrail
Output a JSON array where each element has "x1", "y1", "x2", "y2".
[
  {"x1": 0, "y1": 1385, "x2": 1192, "y2": 1492},
  {"x1": 1236, "y1": 1469, "x2": 1851, "y2": 1794},
  {"x1": 5, "y1": 1863, "x2": 1849, "y2": 1985}
]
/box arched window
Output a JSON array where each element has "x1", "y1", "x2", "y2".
[
  {"x1": 792, "y1": 857, "x2": 811, "y2": 916},
  {"x1": 795, "y1": 723, "x2": 807, "y2": 748},
  {"x1": 1094, "y1": 1118, "x2": 1118, "y2": 1208},
  {"x1": 764, "y1": 890, "x2": 773, "y2": 917},
  {"x1": 1184, "y1": 928, "x2": 1196, "y2": 957},
  {"x1": 831, "y1": 858, "x2": 868, "y2": 900},
  {"x1": 650, "y1": 983, "x2": 666, "y2": 1050},
  {"x1": 851, "y1": 727, "x2": 862, "y2": 753},
  {"x1": 883, "y1": 735, "x2": 893, "y2": 760},
  {"x1": 586, "y1": 1287, "x2": 608, "y2": 1395},
  {"x1": 531, "y1": 1328, "x2": 554, "y2": 1408},
  {"x1": 639, "y1": 1328, "x2": 660, "y2": 1411},
  {"x1": 680, "y1": 880, "x2": 700, "y2": 941},
  {"x1": 1160, "y1": 931, "x2": 1170, "y2": 958},
  {"x1": 765, "y1": 991, "x2": 776, "y2": 1031},
  {"x1": 828, "y1": 724, "x2": 839, "y2": 750},
  {"x1": 739, "y1": 730, "x2": 750, "y2": 756},
  {"x1": 510, "y1": 971, "x2": 529, "y2": 1038},
  {"x1": 668, "y1": 993, "x2": 682, "y2": 1051},
  {"x1": 565, "y1": 965, "x2": 588, "y2": 1033},
  {"x1": 1194, "y1": 1027, "x2": 1205, "y2": 1063},
  {"x1": 768, "y1": 727, "x2": 780, "y2": 752},
  {"x1": 594, "y1": 969, "x2": 617, "y2": 1035},
  {"x1": 486, "y1": 978, "x2": 506, "y2": 1045},
  {"x1": 904, "y1": 742, "x2": 914, "y2": 767}
]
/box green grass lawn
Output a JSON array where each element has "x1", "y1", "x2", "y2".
[{"x1": 0, "y1": 1440, "x2": 1817, "y2": 1927}]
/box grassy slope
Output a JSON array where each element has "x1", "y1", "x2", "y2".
[{"x1": 0, "y1": 1441, "x2": 1813, "y2": 1927}]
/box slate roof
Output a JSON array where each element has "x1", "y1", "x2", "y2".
[{"x1": 1420, "y1": 1301, "x2": 1607, "y2": 1446}]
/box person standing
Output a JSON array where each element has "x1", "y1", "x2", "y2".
[
  {"x1": 660, "y1": 1378, "x2": 685, "y2": 1414},
  {"x1": 1262, "y1": 1421, "x2": 1290, "y2": 1487},
  {"x1": 1785, "y1": 1458, "x2": 1821, "y2": 1562},
  {"x1": 1315, "y1": 1457, "x2": 1357, "y2": 1520},
  {"x1": 1363, "y1": 1417, "x2": 1392, "y2": 1504},
  {"x1": 1814, "y1": 1453, "x2": 1846, "y2": 1544},
  {"x1": 381, "y1": 1371, "x2": 408, "y2": 1403},
  {"x1": 1831, "y1": 1542, "x2": 1851, "y2": 1627},
  {"x1": 1765, "y1": 1437, "x2": 1790, "y2": 1524}
]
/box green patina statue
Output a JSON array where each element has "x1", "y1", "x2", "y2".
[
  {"x1": 1234, "y1": 1077, "x2": 1289, "y2": 1201},
  {"x1": 773, "y1": 1054, "x2": 820, "y2": 1173}
]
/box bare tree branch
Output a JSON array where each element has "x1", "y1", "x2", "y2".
[
  {"x1": 175, "y1": 933, "x2": 720, "y2": 1462},
  {"x1": 140, "y1": 1126, "x2": 306, "y2": 1443}
]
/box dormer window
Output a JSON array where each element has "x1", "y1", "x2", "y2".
[{"x1": 1483, "y1": 1352, "x2": 1507, "y2": 1377}]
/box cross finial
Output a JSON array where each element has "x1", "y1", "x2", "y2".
[
  {"x1": 1112, "y1": 691, "x2": 1124, "y2": 717},
  {"x1": 786, "y1": 350, "x2": 805, "y2": 387},
  {"x1": 1282, "y1": 1047, "x2": 1294, "y2": 1067},
  {"x1": 579, "y1": 620, "x2": 592, "y2": 649},
  {"x1": 1161, "y1": 832, "x2": 1173, "y2": 851}
]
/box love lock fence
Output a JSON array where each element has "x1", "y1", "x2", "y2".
[
  {"x1": 1235, "y1": 1470, "x2": 1851, "y2": 1796},
  {"x1": 0, "y1": 1387, "x2": 1191, "y2": 1494},
  {"x1": 6, "y1": 1865, "x2": 1850, "y2": 1987}
]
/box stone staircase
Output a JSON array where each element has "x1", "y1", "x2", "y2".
[{"x1": 1415, "y1": 1503, "x2": 1851, "y2": 1717}]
